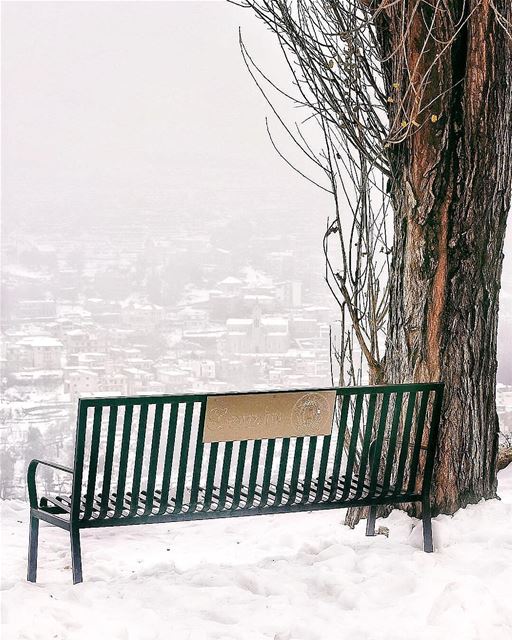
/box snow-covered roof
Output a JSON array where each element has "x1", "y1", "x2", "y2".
[
  {"x1": 68, "y1": 369, "x2": 99, "y2": 378},
  {"x1": 123, "y1": 367, "x2": 152, "y2": 376},
  {"x1": 157, "y1": 368, "x2": 188, "y2": 377},
  {"x1": 16, "y1": 336, "x2": 63, "y2": 348},
  {"x1": 218, "y1": 276, "x2": 242, "y2": 285},
  {"x1": 261, "y1": 318, "x2": 288, "y2": 326},
  {"x1": 11, "y1": 369, "x2": 63, "y2": 380}
]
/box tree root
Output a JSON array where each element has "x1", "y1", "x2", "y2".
[{"x1": 498, "y1": 447, "x2": 512, "y2": 472}]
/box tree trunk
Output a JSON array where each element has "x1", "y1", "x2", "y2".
[{"x1": 346, "y1": 0, "x2": 512, "y2": 527}]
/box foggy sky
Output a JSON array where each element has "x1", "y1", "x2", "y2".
[
  {"x1": 2, "y1": 0, "x2": 330, "y2": 230},
  {"x1": 2, "y1": 0, "x2": 511, "y2": 379}
]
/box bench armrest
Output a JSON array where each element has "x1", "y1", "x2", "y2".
[{"x1": 27, "y1": 459, "x2": 73, "y2": 509}]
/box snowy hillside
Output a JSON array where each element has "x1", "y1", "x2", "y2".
[{"x1": 2, "y1": 466, "x2": 512, "y2": 640}]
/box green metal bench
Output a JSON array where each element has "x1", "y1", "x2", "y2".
[{"x1": 27, "y1": 382, "x2": 443, "y2": 584}]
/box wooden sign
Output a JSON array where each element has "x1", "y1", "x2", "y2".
[{"x1": 203, "y1": 390, "x2": 336, "y2": 443}]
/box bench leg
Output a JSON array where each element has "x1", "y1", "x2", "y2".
[
  {"x1": 27, "y1": 514, "x2": 39, "y2": 582},
  {"x1": 70, "y1": 528, "x2": 83, "y2": 584},
  {"x1": 422, "y1": 500, "x2": 433, "y2": 553},
  {"x1": 365, "y1": 506, "x2": 377, "y2": 536}
]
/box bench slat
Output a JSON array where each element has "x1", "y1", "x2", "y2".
[
  {"x1": 129, "y1": 403, "x2": 149, "y2": 516},
  {"x1": 188, "y1": 401, "x2": 207, "y2": 512},
  {"x1": 45, "y1": 496, "x2": 71, "y2": 513},
  {"x1": 143, "y1": 403, "x2": 164, "y2": 516},
  {"x1": 202, "y1": 442, "x2": 219, "y2": 511},
  {"x1": 144, "y1": 489, "x2": 177, "y2": 514},
  {"x1": 329, "y1": 394, "x2": 350, "y2": 501},
  {"x1": 300, "y1": 436, "x2": 318, "y2": 505},
  {"x1": 173, "y1": 402, "x2": 195, "y2": 513},
  {"x1": 287, "y1": 438, "x2": 304, "y2": 505},
  {"x1": 158, "y1": 402, "x2": 179, "y2": 515},
  {"x1": 407, "y1": 390, "x2": 430, "y2": 494},
  {"x1": 393, "y1": 391, "x2": 417, "y2": 496},
  {"x1": 380, "y1": 391, "x2": 403, "y2": 495},
  {"x1": 314, "y1": 432, "x2": 332, "y2": 503},
  {"x1": 246, "y1": 440, "x2": 262, "y2": 509},
  {"x1": 368, "y1": 392, "x2": 391, "y2": 496},
  {"x1": 83, "y1": 406, "x2": 103, "y2": 520},
  {"x1": 216, "y1": 441, "x2": 234, "y2": 510},
  {"x1": 114, "y1": 404, "x2": 134, "y2": 518},
  {"x1": 231, "y1": 440, "x2": 248, "y2": 510},
  {"x1": 339, "y1": 393, "x2": 363, "y2": 502},
  {"x1": 99, "y1": 405, "x2": 119, "y2": 519},
  {"x1": 274, "y1": 438, "x2": 291, "y2": 507},
  {"x1": 259, "y1": 439, "x2": 276, "y2": 508},
  {"x1": 352, "y1": 393, "x2": 377, "y2": 501}
]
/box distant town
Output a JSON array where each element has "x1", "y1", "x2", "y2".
[
  {"x1": 0, "y1": 211, "x2": 342, "y2": 497},
  {"x1": 1, "y1": 211, "x2": 511, "y2": 499}
]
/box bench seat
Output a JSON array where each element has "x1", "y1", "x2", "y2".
[{"x1": 37, "y1": 472, "x2": 401, "y2": 520}]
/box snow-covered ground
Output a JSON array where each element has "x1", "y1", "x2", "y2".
[{"x1": 2, "y1": 466, "x2": 512, "y2": 640}]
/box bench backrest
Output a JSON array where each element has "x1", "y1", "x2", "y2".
[{"x1": 70, "y1": 383, "x2": 443, "y2": 523}]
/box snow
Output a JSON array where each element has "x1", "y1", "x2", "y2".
[
  {"x1": 261, "y1": 318, "x2": 288, "y2": 326},
  {"x1": 16, "y1": 336, "x2": 63, "y2": 348},
  {"x1": 219, "y1": 277, "x2": 243, "y2": 285},
  {"x1": 2, "y1": 467, "x2": 512, "y2": 640}
]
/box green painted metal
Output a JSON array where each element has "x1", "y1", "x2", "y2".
[
  {"x1": 339, "y1": 393, "x2": 364, "y2": 502},
  {"x1": 352, "y1": 393, "x2": 377, "y2": 500},
  {"x1": 129, "y1": 403, "x2": 149, "y2": 516},
  {"x1": 27, "y1": 382, "x2": 444, "y2": 583},
  {"x1": 246, "y1": 440, "x2": 262, "y2": 508},
  {"x1": 173, "y1": 402, "x2": 194, "y2": 513},
  {"x1": 380, "y1": 391, "x2": 403, "y2": 495},
  {"x1": 231, "y1": 440, "x2": 248, "y2": 510},
  {"x1": 83, "y1": 406, "x2": 102, "y2": 520},
  {"x1": 328, "y1": 394, "x2": 351, "y2": 500},
  {"x1": 144, "y1": 403, "x2": 164, "y2": 516},
  {"x1": 158, "y1": 402, "x2": 179, "y2": 515},
  {"x1": 368, "y1": 392, "x2": 391, "y2": 496},
  {"x1": 99, "y1": 405, "x2": 118, "y2": 519},
  {"x1": 203, "y1": 442, "x2": 219, "y2": 511},
  {"x1": 406, "y1": 390, "x2": 430, "y2": 494},
  {"x1": 393, "y1": 391, "x2": 417, "y2": 496},
  {"x1": 313, "y1": 432, "x2": 332, "y2": 503},
  {"x1": 287, "y1": 438, "x2": 304, "y2": 504},
  {"x1": 300, "y1": 436, "x2": 318, "y2": 504},
  {"x1": 274, "y1": 438, "x2": 290, "y2": 506},
  {"x1": 259, "y1": 440, "x2": 276, "y2": 507},
  {"x1": 188, "y1": 401, "x2": 207, "y2": 511},
  {"x1": 113, "y1": 404, "x2": 134, "y2": 518},
  {"x1": 216, "y1": 441, "x2": 233, "y2": 510}
]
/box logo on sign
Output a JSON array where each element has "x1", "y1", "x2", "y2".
[{"x1": 291, "y1": 393, "x2": 331, "y2": 435}]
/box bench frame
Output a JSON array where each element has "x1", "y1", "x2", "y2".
[{"x1": 27, "y1": 382, "x2": 444, "y2": 584}]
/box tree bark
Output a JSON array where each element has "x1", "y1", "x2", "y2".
[
  {"x1": 346, "y1": 0, "x2": 512, "y2": 527},
  {"x1": 498, "y1": 448, "x2": 512, "y2": 472}
]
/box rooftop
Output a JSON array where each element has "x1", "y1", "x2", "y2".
[{"x1": 16, "y1": 336, "x2": 63, "y2": 348}]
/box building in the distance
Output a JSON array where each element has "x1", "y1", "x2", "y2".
[{"x1": 7, "y1": 336, "x2": 64, "y2": 370}]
